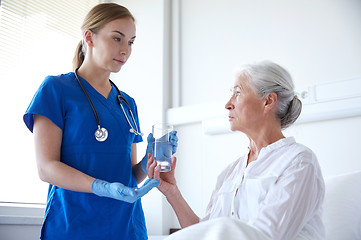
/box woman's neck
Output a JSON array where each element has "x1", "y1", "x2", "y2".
[
  {"x1": 246, "y1": 126, "x2": 285, "y2": 166},
  {"x1": 77, "y1": 64, "x2": 112, "y2": 98}
]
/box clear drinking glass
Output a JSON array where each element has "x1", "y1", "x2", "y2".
[{"x1": 152, "y1": 123, "x2": 173, "y2": 172}]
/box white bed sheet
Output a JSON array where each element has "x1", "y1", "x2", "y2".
[{"x1": 163, "y1": 217, "x2": 270, "y2": 240}]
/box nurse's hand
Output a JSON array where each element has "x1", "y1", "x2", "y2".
[
  {"x1": 92, "y1": 178, "x2": 160, "y2": 203},
  {"x1": 147, "y1": 154, "x2": 178, "y2": 197},
  {"x1": 141, "y1": 131, "x2": 178, "y2": 173}
]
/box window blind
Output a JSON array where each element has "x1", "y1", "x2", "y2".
[{"x1": 0, "y1": 0, "x2": 100, "y2": 204}]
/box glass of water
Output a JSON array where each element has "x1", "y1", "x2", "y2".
[{"x1": 152, "y1": 123, "x2": 173, "y2": 172}]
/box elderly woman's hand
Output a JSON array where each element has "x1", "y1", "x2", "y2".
[{"x1": 146, "y1": 154, "x2": 177, "y2": 197}]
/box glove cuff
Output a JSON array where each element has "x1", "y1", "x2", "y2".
[{"x1": 92, "y1": 179, "x2": 109, "y2": 197}]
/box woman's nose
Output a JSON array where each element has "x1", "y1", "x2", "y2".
[
  {"x1": 225, "y1": 98, "x2": 234, "y2": 110},
  {"x1": 120, "y1": 48, "x2": 127, "y2": 55},
  {"x1": 120, "y1": 43, "x2": 130, "y2": 55}
]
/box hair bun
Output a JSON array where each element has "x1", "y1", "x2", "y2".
[{"x1": 280, "y1": 95, "x2": 302, "y2": 129}]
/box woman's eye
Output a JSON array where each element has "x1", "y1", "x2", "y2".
[
  {"x1": 114, "y1": 37, "x2": 121, "y2": 42},
  {"x1": 230, "y1": 87, "x2": 242, "y2": 97},
  {"x1": 128, "y1": 41, "x2": 134, "y2": 46}
]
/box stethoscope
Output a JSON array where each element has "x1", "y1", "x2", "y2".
[{"x1": 74, "y1": 69, "x2": 143, "y2": 142}]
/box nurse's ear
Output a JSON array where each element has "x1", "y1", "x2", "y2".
[
  {"x1": 264, "y1": 92, "x2": 278, "y2": 114},
  {"x1": 84, "y1": 30, "x2": 94, "y2": 48}
]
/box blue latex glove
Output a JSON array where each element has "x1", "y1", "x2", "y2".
[
  {"x1": 141, "y1": 131, "x2": 178, "y2": 173},
  {"x1": 92, "y1": 178, "x2": 160, "y2": 203}
]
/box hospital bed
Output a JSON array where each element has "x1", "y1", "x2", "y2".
[{"x1": 150, "y1": 171, "x2": 361, "y2": 240}]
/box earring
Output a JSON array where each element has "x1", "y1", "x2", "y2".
[{"x1": 86, "y1": 40, "x2": 93, "y2": 47}]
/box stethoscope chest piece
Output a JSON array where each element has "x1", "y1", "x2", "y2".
[{"x1": 95, "y1": 126, "x2": 108, "y2": 142}]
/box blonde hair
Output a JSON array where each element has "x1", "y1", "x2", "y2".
[{"x1": 72, "y1": 3, "x2": 135, "y2": 70}]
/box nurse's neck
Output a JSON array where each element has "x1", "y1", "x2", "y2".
[{"x1": 77, "y1": 64, "x2": 112, "y2": 98}]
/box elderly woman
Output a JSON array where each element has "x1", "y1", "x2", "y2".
[{"x1": 147, "y1": 60, "x2": 325, "y2": 240}]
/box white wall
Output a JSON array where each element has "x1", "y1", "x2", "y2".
[
  {"x1": 165, "y1": 0, "x2": 361, "y2": 230},
  {"x1": 178, "y1": 0, "x2": 361, "y2": 106}
]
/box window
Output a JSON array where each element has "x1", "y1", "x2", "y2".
[{"x1": 0, "y1": 0, "x2": 101, "y2": 204}]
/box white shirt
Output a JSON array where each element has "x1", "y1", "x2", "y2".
[{"x1": 202, "y1": 137, "x2": 325, "y2": 240}]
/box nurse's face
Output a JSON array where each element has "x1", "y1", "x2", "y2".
[
  {"x1": 225, "y1": 74, "x2": 265, "y2": 133},
  {"x1": 88, "y1": 17, "x2": 136, "y2": 73}
]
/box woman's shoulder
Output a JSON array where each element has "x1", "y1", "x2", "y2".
[
  {"x1": 118, "y1": 90, "x2": 138, "y2": 109},
  {"x1": 269, "y1": 137, "x2": 317, "y2": 163},
  {"x1": 42, "y1": 72, "x2": 75, "y2": 85},
  {"x1": 279, "y1": 139, "x2": 323, "y2": 178},
  {"x1": 288, "y1": 140, "x2": 317, "y2": 163},
  {"x1": 258, "y1": 137, "x2": 320, "y2": 175},
  {"x1": 37, "y1": 72, "x2": 78, "y2": 95},
  {"x1": 119, "y1": 90, "x2": 135, "y2": 102}
]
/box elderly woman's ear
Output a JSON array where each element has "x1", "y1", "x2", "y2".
[{"x1": 263, "y1": 92, "x2": 278, "y2": 113}]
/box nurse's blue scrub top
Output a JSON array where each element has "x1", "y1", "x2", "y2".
[{"x1": 23, "y1": 72, "x2": 148, "y2": 240}]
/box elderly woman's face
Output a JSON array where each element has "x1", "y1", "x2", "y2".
[{"x1": 225, "y1": 75, "x2": 265, "y2": 132}]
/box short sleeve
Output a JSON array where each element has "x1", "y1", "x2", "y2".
[{"x1": 23, "y1": 76, "x2": 65, "y2": 132}]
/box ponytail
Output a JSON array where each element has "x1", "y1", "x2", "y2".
[{"x1": 72, "y1": 40, "x2": 85, "y2": 70}]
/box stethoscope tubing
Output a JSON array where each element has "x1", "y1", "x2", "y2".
[
  {"x1": 109, "y1": 79, "x2": 143, "y2": 136},
  {"x1": 75, "y1": 69, "x2": 101, "y2": 128},
  {"x1": 74, "y1": 69, "x2": 143, "y2": 141}
]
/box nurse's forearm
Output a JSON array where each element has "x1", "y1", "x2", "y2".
[
  {"x1": 166, "y1": 186, "x2": 200, "y2": 228},
  {"x1": 37, "y1": 159, "x2": 95, "y2": 193},
  {"x1": 131, "y1": 143, "x2": 147, "y2": 184},
  {"x1": 132, "y1": 162, "x2": 147, "y2": 184},
  {"x1": 33, "y1": 115, "x2": 95, "y2": 193}
]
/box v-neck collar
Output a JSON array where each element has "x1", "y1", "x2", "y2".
[{"x1": 74, "y1": 72, "x2": 116, "y2": 104}]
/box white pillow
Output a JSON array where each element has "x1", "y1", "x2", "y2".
[{"x1": 323, "y1": 171, "x2": 361, "y2": 240}]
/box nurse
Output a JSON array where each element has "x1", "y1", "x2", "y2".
[
  {"x1": 23, "y1": 3, "x2": 177, "y2": 240},
  {"x1": 147, "y1": 61, "x2": 325, "y2": 240}
]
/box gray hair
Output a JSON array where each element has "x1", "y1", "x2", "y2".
[{"x1": 238, "y1": 60, "x2": 302, "y2": 129}]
